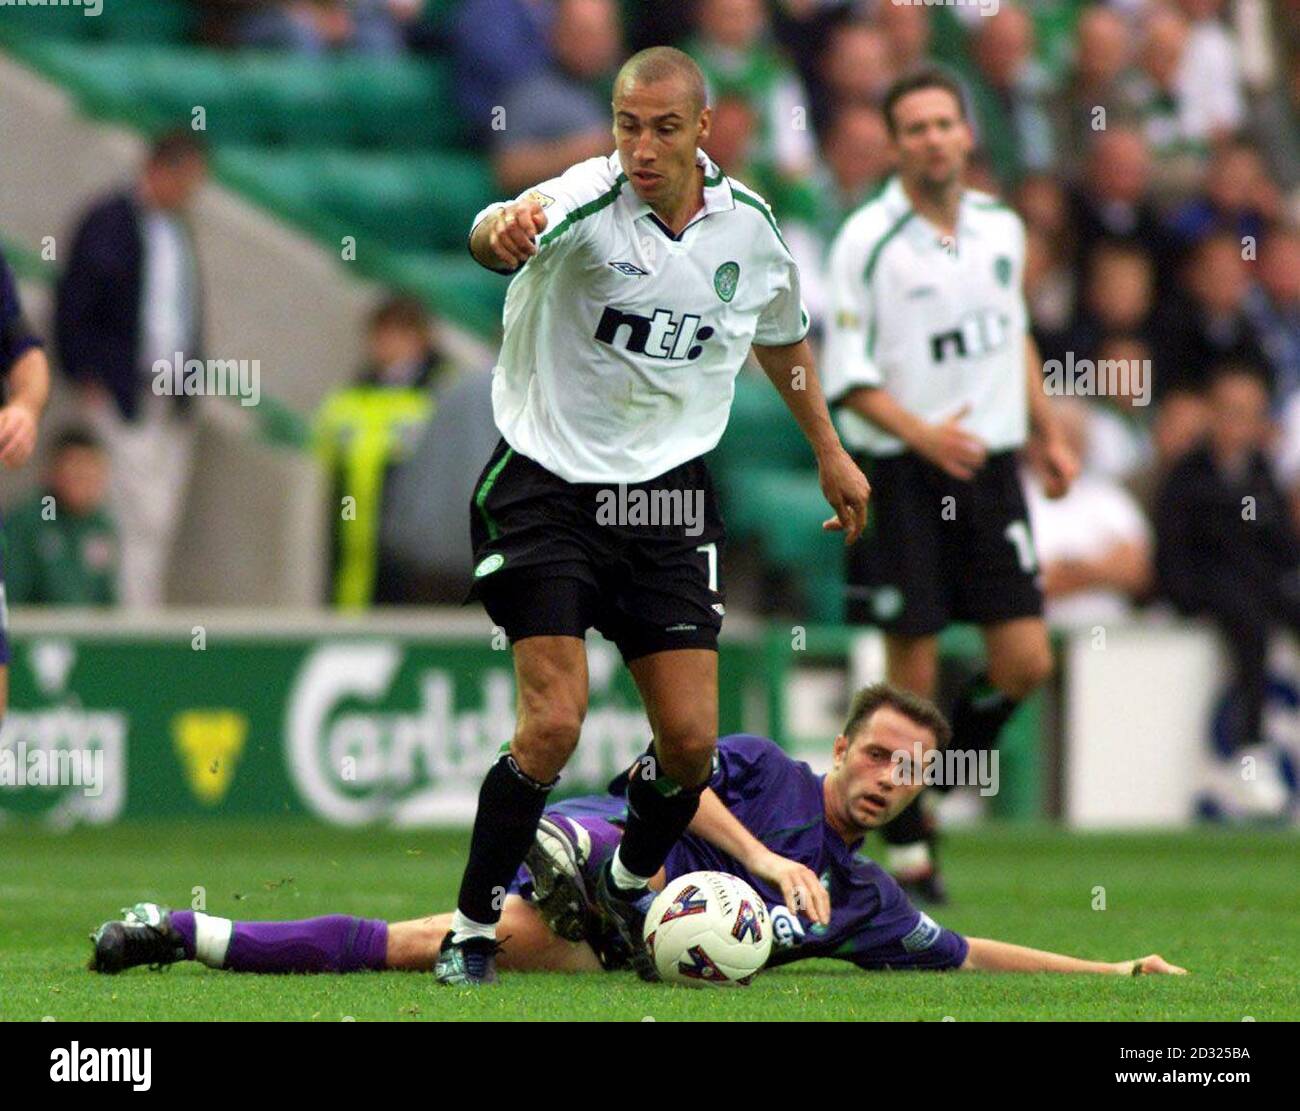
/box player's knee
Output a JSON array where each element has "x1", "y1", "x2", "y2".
[
  {"x1": 514, "y1": 704, "x2": 584, "y2": 773},
  {"x1": 653, "y1": 730, "x2": 716, "y2": 788},
  {"x1": 991, "y1": 645, "x2": 1054, "y2": 701}
]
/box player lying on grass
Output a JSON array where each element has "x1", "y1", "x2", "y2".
[{"x1": 89, "y1": 683, "x2": 1185, "y2": 978}]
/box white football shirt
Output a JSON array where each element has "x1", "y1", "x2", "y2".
[
  {"x1": 470, "y1": 149, "x2": 809, "y2": 483},
  {"x1": 821, "y1": 175, "x2": 1029, "y2": 457}
]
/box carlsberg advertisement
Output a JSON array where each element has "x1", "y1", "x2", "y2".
[{"x1": 0, "y1": 623, "x2": 757, "y2": 827}]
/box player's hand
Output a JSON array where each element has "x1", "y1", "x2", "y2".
[
  {"x1": 749, "y1": 848, "x2": 831, "y2": 926},
  {"x1": 1033, "y1": 430, "x2": 1079, "y2": 499},
  {"x1": 0, "y1": 401, "x2": 39, "y2": 469},
  {"x1": 487, "y1": 199, "x2": 548, "y2": 270},
  {"x1": 817, "y1": 446, "x2": 870, "y2": 545},
  {"x1": 917, "y1": 404, "x2": 987, "y2": 480},
  {"x1": 1122, "y1": 954, "x2": 1188, "y2": 976}
]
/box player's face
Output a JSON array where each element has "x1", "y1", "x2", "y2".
[
  {"x1": 613, "y1": 78, "x2": 711, "y2": 209},
  {"x1": 889, "y1": 88, "x2": 971, "y2": 192},
  {"x1": 828, "y1": 707, "x2": 937, "y2": 833}
]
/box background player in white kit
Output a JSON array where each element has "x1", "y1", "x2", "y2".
[
  {"x1": 442, "y1": 47, "x2": 869, "y2": 983},
  {"x1": 823, "y1": 69, "x2": 1079, "y2": 901}
]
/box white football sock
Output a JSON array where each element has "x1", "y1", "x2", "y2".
[
  {"x1": 192, "y1": 912, "x2": 234, "y2": 968},
  {"x1": 609, "y1": 846, "x2": 650, "y2": 893},
  {"x1": 449, "y1": 910, "x2": 497, "y2": 945},
  {"x1": 886, "y1": 842, "x2": 932, "y2": 877}
]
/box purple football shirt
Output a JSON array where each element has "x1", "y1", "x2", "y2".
[{"x1": 544, "y1": 734, "x2": 969, "y2": 972}]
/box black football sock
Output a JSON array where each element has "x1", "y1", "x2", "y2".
[
  {"x1": 615, "y1": 740, "x2": 706, "y2": 888},
  {"x1": 455, "y1": 750, "x2": 556, "y2": 928},
  {"x1": 944, "y1": 670, "x2": 1020, "y2": 792}
]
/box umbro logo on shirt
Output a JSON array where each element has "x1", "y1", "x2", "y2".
[{"x1": 608, "y1": 260, "x2": 649, "y2": 276}]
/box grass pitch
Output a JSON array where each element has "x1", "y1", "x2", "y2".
[{"x1": 1, "y1": 821, "x2": 1297, "y2": 1021}]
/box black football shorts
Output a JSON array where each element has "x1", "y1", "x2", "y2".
[
  {"x1": 846, "y1": 449, "x2": 1043, "y2": 636},
  {"x1": 467, "y1": 439, "x2": 727, "y2": 662}
]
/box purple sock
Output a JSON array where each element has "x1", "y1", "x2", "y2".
[{"x1": 170, "y1": 911, "x2": 388, "y2": 973}]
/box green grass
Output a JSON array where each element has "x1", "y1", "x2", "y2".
[{"x1": 1, "y1": 821, "x2": 1297, "y2": 1021}]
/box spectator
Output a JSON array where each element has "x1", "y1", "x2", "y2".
[
  {"x1": 1047, "y1": 5, "x2": 1135, "y2": 178},
  {"x1": 315, "y1": 296, "x2": 450, "y2": 608},
  {"x1": 1128, "y1": 388, "x2": 1210, "y2": 516},
  {"x1": 816, "y1": 19, "x2": 895, "y2": 133},
  {"x1": 876, "y1": 0, "x2": 932, "y2": 76},
  {"x1": 685, "y1": 0, "x2": 815, "y2": 183},
  {"x1": 1069, "y1": 242, "x2": 1160, "y2": 359},
  {"x1": 1174, "y1": 0, "x2": 1247, "y2": 140},
  {"x1": 1244, "y1": 225, "x2": 1300, "y2": 405},
  {"x1": 55, "y1": 130, "x2": 208, "y2": 609},
  {"x1": 233, "y1": 0, "x2": 418, "y2": 54},
  {"x1": 380, "y1": 364, "x2": 501, "y2": 604},
  {"x1": 4, "y1": 429, "x2": 117, "y2": 608},
  {"x1": 1167, "y1": 140, "x2": 1276, "y2": 253},
  {"x1": 451, "y1": 0, "x2": 554, "y2": 135},
  {"x1": 1161, "y1": 233, "x2": 1269, "y2": 398},
  {"x1": 1154, "y1": 363, "x2": 1294, "y2": 817},
  {"x1": 491, "y1": 0, "x2": 622, "y2": 194},
  {"x1": 1025, "y1": 398, "x2": 1153, "y2": 629},
  {"x1": 1122, "y1": 4, "x2": 1222, "y2": 200},
  {"x1": 1068, "y1": 126, "x2": 1177, "y2": 293},
  {"x1": 960, "y1": 4, "x2": 1056, "y2": 191},
  {"x1": 1082, "y1": 334, "x2": 1157, "y2": 482}
]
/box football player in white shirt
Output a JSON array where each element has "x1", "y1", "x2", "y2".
[
  {"x1": 441, "y1": 46, "x2": 869, "y2": 984},
  {"x1": 822, "y1": 68, "x2": 1078, "y2": 901}
]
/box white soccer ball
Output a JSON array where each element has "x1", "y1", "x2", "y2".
[{"x1": 643, "y1": 870, "x2": 773, "y2": 987}]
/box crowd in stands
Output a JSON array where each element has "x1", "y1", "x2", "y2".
[{"x1": 12, "y1": 1, "x2": 1300, "y2": 637}]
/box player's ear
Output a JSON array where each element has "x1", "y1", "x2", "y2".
[
  {"x1": 832, "y1": 732, "x2": 849, "y2": 768},
  {"x1": 697, "y1": 105, "x2": 712, "y2": 145}
]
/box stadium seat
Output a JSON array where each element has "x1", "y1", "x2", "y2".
[{"x1": 0, "y1": 0, "x2": 194, "y2": 43}]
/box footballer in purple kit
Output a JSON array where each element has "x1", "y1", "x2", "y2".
[{"x1": 89, "y1": 684, "x2": 1185, "y2": 979}]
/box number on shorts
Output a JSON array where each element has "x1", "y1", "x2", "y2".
[
  {"x1": 1004, "y1": 520, "x2": 1038, "y2": 574},
  {"x1": 696, "y1": 542, "x2": 718, "y2": 592}
]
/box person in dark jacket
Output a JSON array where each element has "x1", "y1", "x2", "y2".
[
  {"x1": 55, "y1": 130, "x2": 207, "y2": 608},
  {"x1": 0, "y1": 244, "x2": 53, "y2": 713},
  {"x1": 1154, "y1": 363, "x2": 1296, "y2": 817}
]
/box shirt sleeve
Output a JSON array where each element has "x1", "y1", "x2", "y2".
[
  {"x1": 468, "y1": 159, "x2": 610, "y2": 276},
  {"x1": 709, "y1": 734, "x2": 795, "y2": 803},
  {"x1": 753, "y1": 245, "x2": 811, "y2": 347},
  {"x1": 835, "y1": 867, "x2": 969, "y2": 972},
  {"x1": 0, "y1": 249, "x2": 43, "y2": 374},
  {"x1": 820, "y1": 221, "x2": 881, "y2": 404}
]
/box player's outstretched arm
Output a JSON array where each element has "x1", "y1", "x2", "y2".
[
  {"x1": 751, "y1": 338, "x2": 870, "y2": 545},
  {"x1": 961, "y1": 936, "x2": 1187, "y2": 975}
]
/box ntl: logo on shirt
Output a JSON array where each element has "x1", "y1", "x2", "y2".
[{"x1": 152, "y1": 355, "x2": 261, "y2": 407}]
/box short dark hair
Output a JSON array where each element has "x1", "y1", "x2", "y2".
[
  {"x1": 368, "y1": 295, "x2": 431, "y2": 334},
  {"x1": 51, "y1": 426, "x2": 103, "y2": 456},
  {"x1": 882, "y1": 67, "x2": 967, "y2": 137},
  {"x1": 614, "y1": 46, "x2": 709, "y2": 115},
  {"x1": 842, "y1": 682, "x2": 952, "y2": 750},
  {"x1": 148, "y1": 129, "x2": 207, "y2": 167}
]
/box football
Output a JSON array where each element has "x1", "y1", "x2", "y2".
[{"x1": 643, "y1": 870, "x2": 773, "y2": 986}]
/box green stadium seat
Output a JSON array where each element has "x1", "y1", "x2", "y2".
[{"x1": 0, "y1": 0, "x2": 194, "y2": 43}]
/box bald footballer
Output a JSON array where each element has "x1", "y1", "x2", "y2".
[{"x1": 442, "y1": 46, "x2": 869, "y2": 983}]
